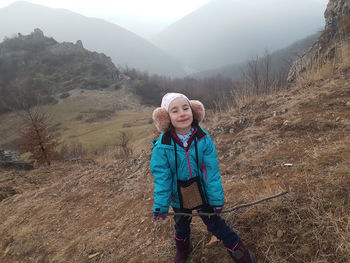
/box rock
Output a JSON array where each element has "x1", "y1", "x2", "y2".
[
  {"x1": 266, "y1": 100, "x2": 277, "y2": 106},
  {"x1": 144, "y1": 239, "x2": 152, "y2": 246},
  {"x1": 205, "y1": 235, "x2": 220, "y2": 247},
  {"x1": 75, "y1": 40, "x2": 84, "y2": 48},
  {"x1": 0, "y1": 149, "x2": 21, "y2": 161},
  {"x1": 88, "y1": 252, "x2": 101, "y2": 259},
  {"x1": 346, "y1": 101, "x2": 350, "y2": 106},
  {"x1": 324, "y1": 0, "x2": 350, "y2": 39},
  {"x1": 32, "y1": 28, "x2": 45, "y2": 39},
  {"x1": 277, "y1": 229, "x2": 284, "y2": 238}
]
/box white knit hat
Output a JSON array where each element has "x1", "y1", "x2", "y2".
[{"x1": 161, "y1": 93, "x2": 191, "y2": 112}]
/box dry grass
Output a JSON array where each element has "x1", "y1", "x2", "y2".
[
  {"x1": 336, "y1": 44, "x2": 350, "y2": 71},
  {"x1": 229, "y1": 89, "x2": 260, "y2": 114},
  {"x1": 232, "y1": 140, "x2": 350, "y2": 263},
  {"x1": 296, "y1": 62, "x2": 335, "y2": 88},
  {"x1": 296, "y1": 43, "x2": 350, "y2": 88},
  {"x1": 0, "y1": 63, "x2": 350, "y2": 262}
]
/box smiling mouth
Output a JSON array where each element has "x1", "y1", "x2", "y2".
[{"x1": 178, "y1": 119, "x2": 189, "y2": 122}]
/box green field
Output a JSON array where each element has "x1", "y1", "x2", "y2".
[{"x1": 0, "y1": 89, "x2": 154, "y2": 152}]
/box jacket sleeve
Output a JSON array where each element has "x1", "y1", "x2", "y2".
[
  {"x1": 150, "y1": 145, "x2": 172, "y2": 214},
  {"x1": 202, "y1": 135, "x2": 224, "y2": 206}
]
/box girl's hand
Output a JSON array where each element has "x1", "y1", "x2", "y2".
[
  {"x1": 213, "y1": 206, "x2": 223, "y2": 215},
  {"x1": 153, "y1": 212, "x2": 168, "y2": 221}
]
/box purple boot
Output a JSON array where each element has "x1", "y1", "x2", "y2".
[
  {"x1": 227, "y1": 241, "x2": 257, "y2": 263},
  {"x1": 174, "y1": 236, "x2": 192, "y2": 263}
]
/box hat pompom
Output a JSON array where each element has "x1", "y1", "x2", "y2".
[
  {"x1": 190, "y1": 100, "x2": 205, "y2": 123},
  {"x1": 152, "y1": 107, "x2": 170, "y2": 133}
]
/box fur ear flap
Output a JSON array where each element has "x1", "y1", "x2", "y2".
[
  {"x1": 190, "y1": 100, "x2": 205, "y2": 123},
  {"x1": 152, "y1": 107, "x2": 170, "y2": 133}
]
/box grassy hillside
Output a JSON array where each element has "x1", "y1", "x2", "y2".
[
  {"x1": 0, "y1": 53, "x2": 349, "y2": 262},
  {"x1": 0, "y1": 87, "x2": 154, "y2": 153}
]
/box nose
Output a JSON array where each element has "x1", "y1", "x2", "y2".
[{"x1": 179, "y1": 109, "x2": 186, "y2": 116}]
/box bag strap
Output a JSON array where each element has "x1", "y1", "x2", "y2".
[
  {"x1": 194, "y1": 137, "x2": 200, "y2": 177},
  {"x1": 174, "y1": 138, "x2": 178, "y2": 177}
]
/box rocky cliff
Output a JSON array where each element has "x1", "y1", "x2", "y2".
[
  {"x1": 288, "y1": 0, "x2": 350, "y2": 81},
  {"x1": 0, "y1": 29, "x2": 120, "y2": 113}
]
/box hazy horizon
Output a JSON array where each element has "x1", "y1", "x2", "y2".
[
  {"x1": 0, "y1": 0, "x2": 212, "y2": 39},
  {"x1": 0, "y1": 0, "x2": 330, "y2": 76},
  {"x1": 152, "y1": 0, "x2": 329, "y2": 71},
  {"x1": 0, "y1": 0, "x2": 329, "y2": 40}
]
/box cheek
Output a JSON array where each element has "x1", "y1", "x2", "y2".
[{"x1": 169, "y1": 113, "x2": 177, "y2": 124}]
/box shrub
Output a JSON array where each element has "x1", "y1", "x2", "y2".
[{"x1": 59, "y1": 92, "x2": 70, "y2": 99}]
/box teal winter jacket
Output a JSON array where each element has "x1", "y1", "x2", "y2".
[{"x1": 150, "y1": 126, "x2": 224, "y2": 214}]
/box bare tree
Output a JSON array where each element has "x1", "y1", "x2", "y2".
[
  {"x1": 262, "y1": 49, "x2": 272, "y2": 92},
  {"x1": 19, "y1": 107, "x2": 60, "y2": 165},
  {"x1": 240, "y1": 50, "x2": 290, "y2": 95},
  {"x1": 10, "y1": 82, "x2": 60, "y2": 166},
  {"x1": 117, "y1": 131, "x2": 133, "y2": 159},
  {"x1": 242, "y1": 55, "x2": 262, "y2": 94}
]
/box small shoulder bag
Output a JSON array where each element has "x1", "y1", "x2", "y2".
[{"x1": 174, "y1": 138, "x2": 207, "y2": 210}]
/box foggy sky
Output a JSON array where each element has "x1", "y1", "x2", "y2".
[
  {"x1": 0, "y1": 0, "x2": 329, "y2": 39},
  {"x1": 0, "y1": 0, "x2": 212, "y2": 38}
]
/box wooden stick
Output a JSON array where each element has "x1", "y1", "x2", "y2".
[{"x1": 163, "y1": 191, "x2": 288, "y2": 217}]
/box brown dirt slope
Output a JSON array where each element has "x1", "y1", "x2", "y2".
[{"x1": 0, "y1": 68, "x2": 350, "y2": 263}]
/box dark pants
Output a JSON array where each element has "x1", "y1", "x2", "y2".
[{"x1": 173, "y1": 206, "x2": 240, "y2": 249}]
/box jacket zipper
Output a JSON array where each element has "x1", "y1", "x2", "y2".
[{"x1": 186, "y1": 151, "x2": 193, "y2": 179}]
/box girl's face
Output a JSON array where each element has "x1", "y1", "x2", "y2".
[{"x1": 168, "y1": 98, "x2": 193, "y2": 134}]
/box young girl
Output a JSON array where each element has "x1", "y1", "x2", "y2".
[{"x1": 150, "y1": 93, "x2": 257, "y2": 263}]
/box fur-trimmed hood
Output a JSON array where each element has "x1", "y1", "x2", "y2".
[{"x1": 152, "y1": 100, "x2": 205, "y2": 133}]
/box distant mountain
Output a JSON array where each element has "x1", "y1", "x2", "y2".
[
  {"x1": 191, "y1": 33, "x2": 319, "y2": 80},
  {"x1": 152, "y1": 0, "x2": 327, "y2": 72},
  {"x1": 0, "y1": 1, "x2": 185, "y2": 77},
  {"x1": 0, "y1": 29, "x2": 119, "y2": 113}
]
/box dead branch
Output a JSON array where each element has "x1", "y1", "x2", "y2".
[{"x1": 163, "y1": 191, "x2": 288, "y2": 217}]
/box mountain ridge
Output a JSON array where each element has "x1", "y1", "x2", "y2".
[
  {"x1": 190, "y1": 33, "x2": 320, "y2": 80},
  {"x1": 0, "y1": 1, "x2": 185, "y2": 77},
  {"x1": 152, "y1": 0, "x2": 327, "y2": 71}
]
